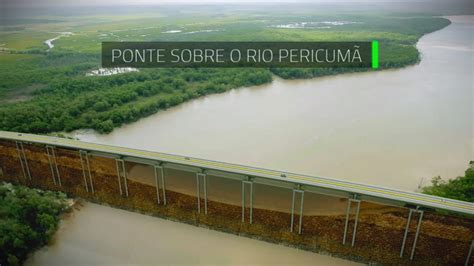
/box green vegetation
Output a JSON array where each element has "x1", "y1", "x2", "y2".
[
  {"x1": 0, "y1": 182, "x2": 69, "y2": 266},
  {"x1": 0, "y1": 7, "x2": 451, "y2": 134},
  {"x1": 422, "y1": 165, "x2": 474, "y2": 203},
  {"x1": 0, "y1": 68, "x2": 271, "y2": 133}
]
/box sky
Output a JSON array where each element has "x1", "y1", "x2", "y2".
[
  {"x1": 3, "y1": 0, "x2": 469, "y2": 7},
  {"x1": 2, "y1": 0, "x2": 472, "y2": 17}
]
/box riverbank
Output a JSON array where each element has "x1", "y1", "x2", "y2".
[
  {"x1": 0, "y1": 182, "x2": 70, "y2": 266},
  {"x1": 0, "y1": 14, "x2": 451, "y2": 134}
]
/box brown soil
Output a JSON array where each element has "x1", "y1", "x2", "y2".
[{"x1": 0, "y1": 139, "x2": 472, "y2": 265}]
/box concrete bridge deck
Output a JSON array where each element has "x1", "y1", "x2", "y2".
[{"x1": 0, "y1": 130, "x2": 472, "y2": 216}]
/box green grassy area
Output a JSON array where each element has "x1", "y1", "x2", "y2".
[
  {"x1": 423, "y1": 165, "x2": 474, "y2": 203},
  {"x1": 0, "y1": 7, "x2": 451, "y2": 134},
  {"x1": 0, "y1": 183, "x2": 69, "y2": 266}
]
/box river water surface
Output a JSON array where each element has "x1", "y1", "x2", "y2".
[
  {"x1": 75, "y1": 16, "x2": 473, "y2": 191},
  {"x1": 25, "y1": 202, "x2": 358, "y2": 266}
]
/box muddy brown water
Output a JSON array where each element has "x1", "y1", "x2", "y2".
[{"x1": 25, "y1": 202, "x2": 359, "y2": 266}]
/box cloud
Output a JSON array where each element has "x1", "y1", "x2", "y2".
[{"x1": 4, "y1": 0, "x2": 452, "y2": 7}]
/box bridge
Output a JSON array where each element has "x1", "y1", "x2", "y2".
[{"x1": 0, "y1": 130, "x2": 473, "y2": 264}]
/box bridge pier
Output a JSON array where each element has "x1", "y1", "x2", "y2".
[
  {"x1": 15, "y1": 141, "x2": 31, "y2": 181},
  {"x1": 466, "y1": 239, "x2": 474, "y2": 266},
  {"x1": 241, "y1": 179, "x2": 253, "y2": 224},
  {"x1": 400, "y1": 208, "x2": 424, "y2": 260},
  {"x1": 79, "y1": 150, "x2": 94, "y2": 193},
  {"x1": 342, "y1": 196, "x2": 361, "y2": 247},
  {"x1": 290, "y1": 188, "x2": 304, "y2": 234},
  {"x1": 46, "y1": 145, "x2": 61, "y2": 186},
  {"x1": 154, "y1": 165, "x2": 166, "y2": 205},
  {"x1": 196, "y1": 172, "x2": 207, "y2": 214},
  {"x1": 115, "y1": 159, "x2": 128, "y2": 197}
]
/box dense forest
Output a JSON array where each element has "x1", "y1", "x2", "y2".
[
  {"x1": 0, "y1": 67, "x2": 272, "y2": 133},
  {"x1": 422, "y1": 165, "x2": 474, "y2": 203},
  {"x1": 0, "y1": 183, "x2": 69, "y2": 266}
]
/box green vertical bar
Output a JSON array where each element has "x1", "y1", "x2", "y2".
[{"x1": 372, "y1": 40, "x2": 379, "y2": 69}]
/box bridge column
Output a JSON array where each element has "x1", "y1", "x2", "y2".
[
  {"x1": 342, "y1": 196, "x2": 361, "y2": 247},
  {"x1": 46, "y1": 145, "x2": 61, "y2": 186},
  {"x1": 290, "y1": 188, "x2": 304, "y2": 234},
  {"x1": 196, "y1": 172, "x2": 207, "y2": 214},
  {"x1": 115, "y1": 159, "x2": 128, "y2": 197},
  {"x1": 466, "y1": 239, "x2": 474, "y2": 266},
  {"x1": 400, "y1": 208, "x2": 424, "y2": 260},
  {"x1": 241, "y1": 179, "x2": 253, "y2": 224},
  {"x1": 15, "y1": 141, "x2": 31, "y2": 181},
  {"x1": 154, "y1": 165, "x2": 166, "y2": 205},
  {"x1": 79, "y1": 150, "x2": 94, "y2": 193}
]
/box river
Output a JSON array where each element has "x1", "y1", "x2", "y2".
[
  {"x1": 25, "y1": 202, "x2": 357, "y2": 266},
  {"x1": 74, "y1": 16, "x2": 473, "y2": 192},
  {"x1": 26, "y1": 16, "x2": 472, "y2": 265}
]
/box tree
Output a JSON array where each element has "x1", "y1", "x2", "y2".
[
  {"x1": 0, "y1": 183, "x2": 68, "y2": 266},
  {"x1": 422, "y1": 165, "x2": 474, "y2": 202}
]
